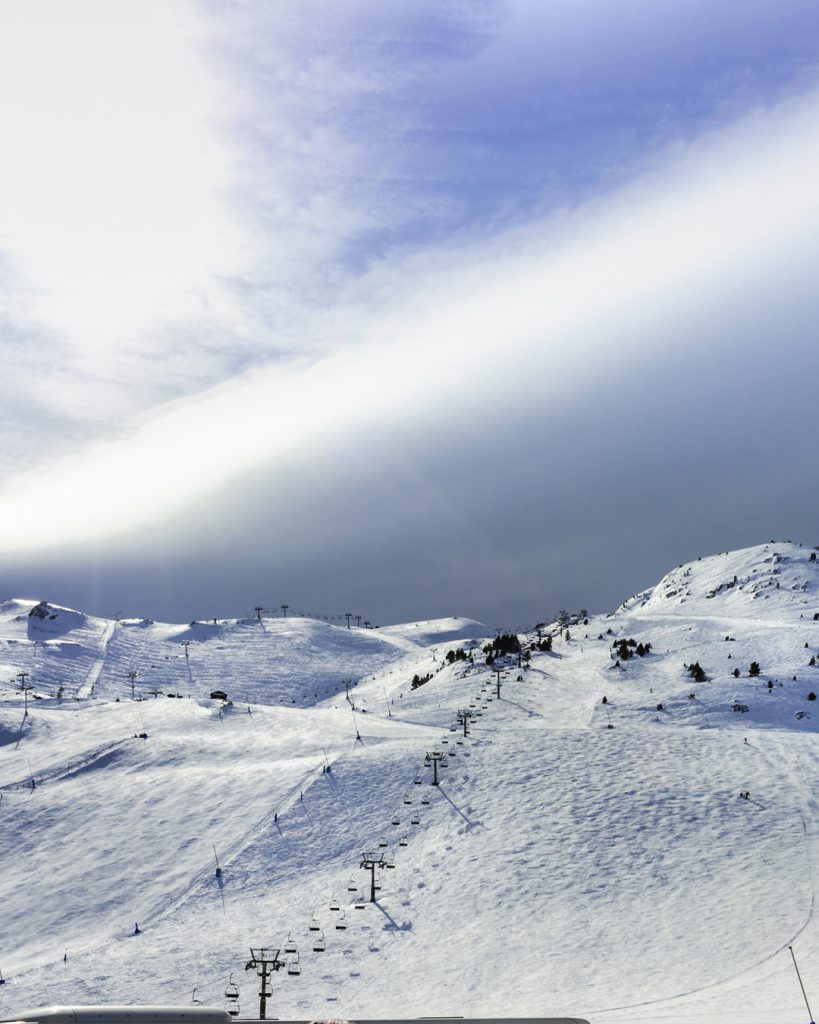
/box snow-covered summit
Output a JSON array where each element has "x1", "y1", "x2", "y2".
[{"x1": 622, "y1": 540, "x2": 818, "y2": 617}]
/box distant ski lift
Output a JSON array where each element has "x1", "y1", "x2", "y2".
[
  {"x1": 385, "y1": 854, "x2": 396, "y2": 869},
  {"x1": 284, "y1": 933, "x2": 297, "y2": 954},
  {"x1": 313, "y1": 930, "x2": 326, "y2": 952},
  {"x1": 441, "y1": 736, "x2": 449, "y2": 745},
  {"x1": 448, "y1": 747, "x2": 456, "y2": 756},
  {"x1": 329, "y1": 894, "x2": 341, "y2": 911},
  {"x1": 335, "y1": 911, "x2": 347, "y2": 930},
  {"x1": 414, "y1": 772, "x2": 422, "y2": 784},
  {"x1": 287, "y1": 954, "x2": 301, "y2": 976},
  {"x1": 309, "y1": 914, "x2": 321, "y2": 932},
  {"x1": 421, "y1": 793, "x2": 430, "y2": 805},
  {"x1": 411, "y1": 812, "x2": 420, "y2": 825},
  {"x1": 347, "y1": 875, "x2": 358, "y2": 891},
  {"x1": 475, "y1": 710, "x2": 483, "y2": 717},
  {"x1": 354, "y1": 892, "x2": 366, "y2": 909},
  {"x1": 403, "y1": 792, "x2": 412, "y2": 804},
  {"x1": 224, "y1": 974, "x2": 240, "y2": 1003},
  {"x1": 391, "y1": 812, "x2": 400, "y2": 825},
  {"x1": 440, "y1": 755, "x2": 449, "y2": 766},
  {"x1": 378, "y1": 834, "x2": 388, "y2": 847},
  {"x1": 455, "y1": 737, "x2": 464, "y2": 745},
  {"x1": 449, "y1": 724, "x2": 457, "y2": 732},
  {"x1": 399, "y1": 834, "x2": 408, "y2": 846}
]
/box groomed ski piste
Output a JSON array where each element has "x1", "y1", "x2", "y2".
[{"x1": 1, "y1": 541, "x2": 819, "y2": 1024}]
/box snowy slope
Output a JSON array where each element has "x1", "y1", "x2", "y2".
[{"x1": 1, "y1": 543, "x2": 819, "y2": 1024}]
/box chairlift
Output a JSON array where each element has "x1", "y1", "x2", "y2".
[
  {"x1": 313, "y1": 930, "x2": 326, "y2": 952},
  {"x1": 284, "y1": 933, "x2": 297, "y2": 954},
  {"x1": 413, "y1": 772, "x2": 422, "y2": 784},
  {"x1": 329, "y1": 893, "x2": 341, "y2": 911},
  {"x1": 224, "y1": 974, "x2": 240, "y2": 1002},
  {"x1": 335, "y1": 911, "x2": 347, "y2": 930},
  {"x1": 448, "y1": 747, "x2": 456, "y2": 756},
  {"x1": 399, "y1": 834, "x2": 408, "y2": 846},
  {"x1": 385, "y1": 855, "x2": 396, "y2": 869},
  {"x1": 475, "y1": 710, "x2": 483, "y2": 717},
  {"x1": 354, "y1": 892, "x2": 366, "y2": 909},
  {"x1": 441, "y1": 736, "x2": 449, "y2": 745},
  {"x1": 347, "y1": 875, "x2": 358, "y2": 891},
  {"x1": 225, "y1": 1003, "x2": 240, "y2": 1019},
  {"x1": 411, "y1": 812, "x2": 420, "y2": 824},
  {"x1": 440, "y1": 755, "x2": 449, "y2": 766},
  {"x1": 449, "y1": 724, "x2": 457, "y2": 732},
  {"x1": 421, "y1": 793, "x2": 430, "y2": 805},
  {"x1": 391, "y1": 812, "x2": 400, "y2": 825},
  {"x1": 287, "y1": 954, "x2": 301, "y2": 976},
  {"x1": 455, "y1": 737, "x2": 464, "y2": 745},
  {"x1": 403, "y1": 792, "x2": 412, "y2": 804},
  {"x1": 378, "y1": 834, "x2": 388, "y2": 847},
  {"x1": 309, "y1": 914, "x2": 321, "y2": 932}
]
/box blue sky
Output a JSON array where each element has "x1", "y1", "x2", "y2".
[{"x1": 1, "y1": 0, "x2": 819, "y2": 627}]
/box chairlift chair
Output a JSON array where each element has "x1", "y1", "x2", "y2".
[
  {"x1": 385, "y1": 855, "x2": 396, "y2": 868},
  {"x1": 347, "y1": 874, "x2": 358, "y2": 891},
  {"x1": 313, "y1": 930, "x2": 326, "y2": 952},
  {"x1": 414, "y1": 772, "x2": 422, "y2": 784},
  {"x1": 399, "y1": 834, "x2": 408, "y2": 846},
  {"x1": 284, "y1": 933, "x2": 297, "y2": 954},
  {"x1": 329, "y1": 894, "x2": 341, "y2": 911},
  {"x1": 391, "y1": 812, "x2": 400, "y2": 825},
  {"x1": 403, "y1": 792, "x2": 412, "y2": 804},
  {"x1": 441, "y1": 736, "x2": 449, "y2": 745},
  {"x1": 287, "y1": 953, "x2": 301, "y2": 976},
  {"x1": 449, "y1": 724, "x2": 457, "y2": 732},
  {"x1": 411, "y1": 811, "x2": 420, "y2": 824},
  {"x1": 455, "y1": 737, "x2": 464, "y2": 745},
  {"x1": 378, "y1": 834, "x2": 388, "y2": 847},
  {"x1": 440, "y1": 755, "x2": 449, "y2": 766},
  {"x1": 309, "y1": 914, "x2": 321, "y2": 932},
  {"x1": 354, "y1": 892, "x2": 366, "y2": 909},
  {"x1": 335, "y1": 911, "x2": 348, "y2": 930},
  {"x1": 224, "y1": 974, "x2": 240, "y2": 1002},
  {"x1": 421, "y1": 793, "x2": 430, "y2": 805}
]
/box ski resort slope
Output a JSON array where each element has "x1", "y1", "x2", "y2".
[{"x1": 1, "y1": 543, "x2": 818, "y2": 1024}]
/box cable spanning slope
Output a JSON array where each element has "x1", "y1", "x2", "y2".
[{"x1": 0, "y1": 544, "x2": 818, "y2": 1024}]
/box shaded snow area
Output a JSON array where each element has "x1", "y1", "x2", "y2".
[{"x1": 2, "y1": 544, "x2": 819, "y2": 1024}]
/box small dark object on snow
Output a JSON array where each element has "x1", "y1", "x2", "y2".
[{"x1": 134, "y1": 922, "x2": 141, "y2": 935}]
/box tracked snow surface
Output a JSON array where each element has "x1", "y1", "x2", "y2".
[{"x1": 1, "y1": 543, "x2": 819, "y2": 1024}]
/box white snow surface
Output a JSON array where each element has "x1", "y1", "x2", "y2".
[{"x1": 1, "y1": 543, "x2": 819, "y2": 1024}]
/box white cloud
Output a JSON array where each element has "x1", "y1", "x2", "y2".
[
  {"x1": 0, "y1": 0, "x2": 248, "y2": 380},
  {"x1": 2, "y1": 85, "x2": 819, "y2": 552}
]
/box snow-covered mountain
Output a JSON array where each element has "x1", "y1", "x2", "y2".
[{"x1": 1, "y1": 542, "x2": 818, "y2": 1024}]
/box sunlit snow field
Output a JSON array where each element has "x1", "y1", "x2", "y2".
[{"x1": 1, "y1": 543, "x2": 819, "y2": 1024}]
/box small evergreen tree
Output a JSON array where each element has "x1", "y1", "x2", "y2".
[{"x1": 749, "y1": 661, "x2": 761, "y2": 677}]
